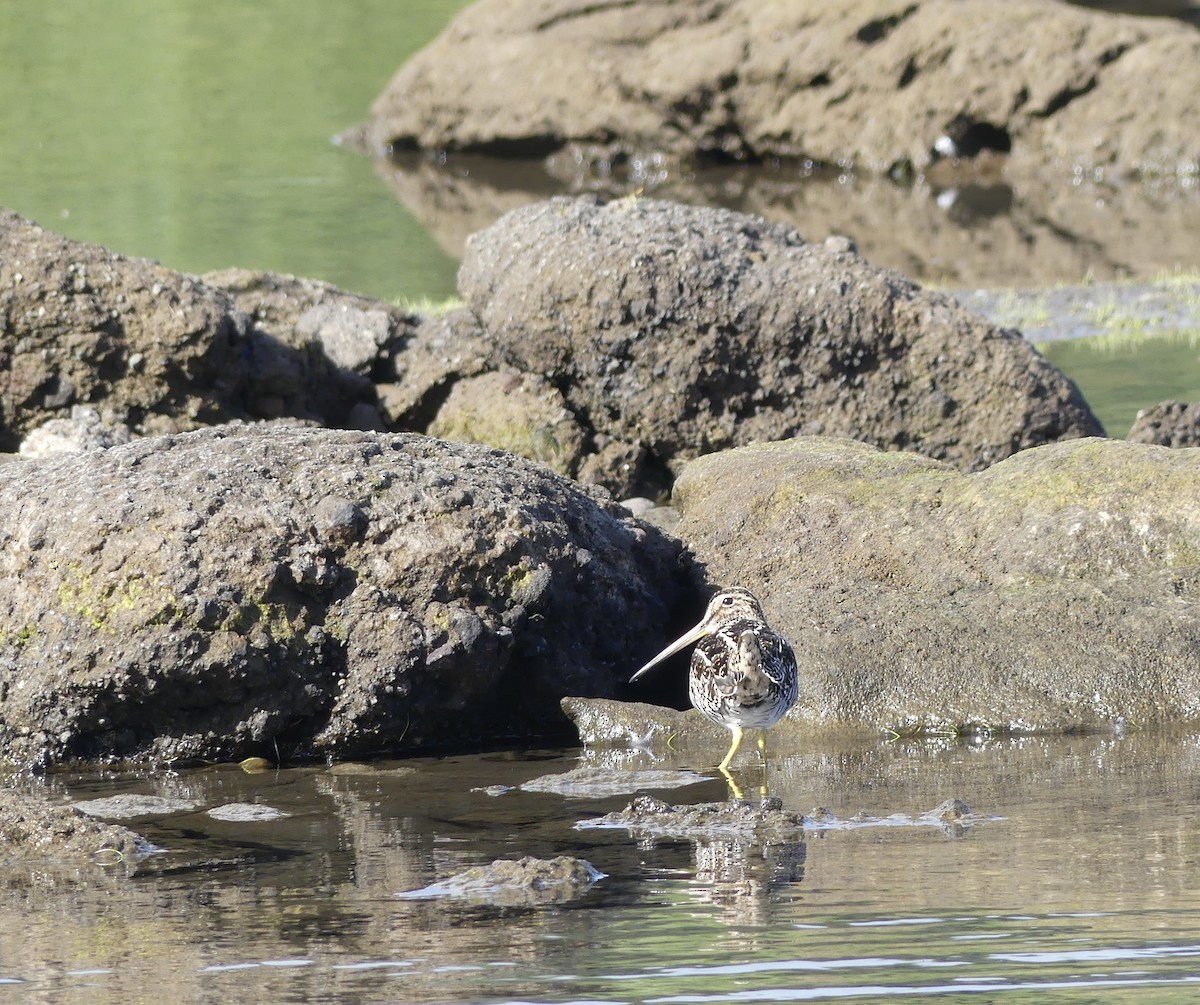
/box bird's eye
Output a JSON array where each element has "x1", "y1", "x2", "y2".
[{"x1": 721, "y1": 595, "x2": 734, "y2": 606}]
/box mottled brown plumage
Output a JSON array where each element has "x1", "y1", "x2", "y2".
[{"x1": 631, "y1": 587, "x2": 798, "y2": 770}]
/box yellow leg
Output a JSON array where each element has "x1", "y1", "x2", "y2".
[
  {"x1": 718, "y1": 725, "x2": 744, "y2": 772},
  {"x1": 719, "y1": 763, "x2": 746, "y2": 801},
  {"x1": 757, "y1": 730, "x2": 767, "y2": 762}
]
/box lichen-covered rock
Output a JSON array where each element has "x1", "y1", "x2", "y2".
[
  {"x1": 427, "y1": 369, "x2": 587, "y2": 477},
  {"x1": 0, "y1": 424, "x2": 688, "y2": 769},
  {"x1": 459, "y1": 196, "x2": 1103, "y2": 482},
  {"x1": 666, "y1": 435, "x2": 1200, "y2": 734}
]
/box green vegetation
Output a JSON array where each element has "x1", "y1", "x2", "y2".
[{"x1": 53, "y1": 564, "x2": 182, "y2": 633}]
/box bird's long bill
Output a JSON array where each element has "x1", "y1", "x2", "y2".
[{"x1": 629, "y1": 620, "x2": 711, "y2": 682}]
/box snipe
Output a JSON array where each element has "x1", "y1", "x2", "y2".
[{"x1": 630, "y1": 587, "x2": 798, "y2": 772}]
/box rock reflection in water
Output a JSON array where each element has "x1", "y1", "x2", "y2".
[
  {"x1": 376, "y1": 151, "x2": 1200, "y2": 287},
  {"x1": 6, "y1": 733, "x2": 1200, "y2": 1003}
]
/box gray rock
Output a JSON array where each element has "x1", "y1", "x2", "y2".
[
  {"x1": 380, "y1": 306, "x2": 494, "y2": 429},
  {"x1": 295, "y1": 303, "x2": 393, "y2": 374},
  {"x1": 664, "y1": 435, "x2": 1200, "y2": 734},
  {"x1": 206, "y1": 803, "x2": 290, "y2": 822},
  {"x1": 0, "y1": 209, "x2": 243, "y2": 448},
  {"x1": 19, "y1": 406, "x2": 132, "y2": 458},
  {"x1": 426, "y1": 369, "x2": 587, "y2": 477},
  {"x1": 0, "y1": 212, "x2": 406, "y2": 449},
  {"x1": 396, "y1": 855, "x2": 604, "y2": 905},
  {"x1": 0, "y1": 788, "x2": 146, "y2": 866},
  {"x1": 520, "y1": 765, "x2": 705, "y2": 798},
  {"x1": 366, "y1": 0, "x2": 1199, "y2": 178},
  {"x1": 459, "y1": 196, "x2": 1102, "y2": 482},
  {"x1": 1128, "y1": 401, "x2": 1200, "y2": 447},
  {"x1": 73, "y1": 794, "x2": 201, "y2": 819},
  {"x1": 0, "y1": 424, "x2": 688, "y2": 769}
]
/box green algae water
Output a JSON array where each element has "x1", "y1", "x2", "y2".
[
  {"x1": 5, "y1": 734, "x2": 1200, "y2": 1003},
  {"x1": 0, "y1": 0, "x2": 472, "y2": 303}
]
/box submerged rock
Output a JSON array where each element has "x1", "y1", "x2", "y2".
[
  {"x1": 668, "y1": 435, "x2": 1200, "y2": 734},
  {"x1": 396, "y1": 855, "x2": 604, "y2": 906},
  {"x1": 0, "y1": 424, "x2": 687, "y2": 768},
  {"x1": 581, "y1": 794, "x2": 809, "y2": 840},
  {"x1": 206, "y1": 803, "x2": 290, "y2": 822},
  {"x1": 73, "y1": 794, "x2": 201, "y2": 820},
  {"x1": 520, "y1": 765, "x2": 705, "y2": 798}
]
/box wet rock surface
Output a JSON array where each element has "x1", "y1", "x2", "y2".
[
  {"x1": 396, "y1": 855, "x2": 604, "y2": 905},
  {"x1": 366, "y1": 0, "x2": 1199, "y2": 179},
  {"x1": 583, "y1": 794, "x2": 809, "y2": 840},
  {"x1": 73, "y1": 794, "x2": 202, "y2": 820},
  {"x1": 663, "y1": 435, "x2": 1200, "y2": 734},
  {"x1": 458, "y1": 196, "x2": 1102, "y2": 486},
  {"x1": 580, "y1": 793, "x2": 979, "y2": 839},
  {"x1": 0, "y1": 424, "x2": 688, "y2": 769},
  {"x1": 520, "y1": 765, "x2": 705, "y2": 798},
  {"x1": 0, "y1": 788, "x2": 146, "y2": 865}
]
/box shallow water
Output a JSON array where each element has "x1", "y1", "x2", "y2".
[{"x1": 6, "y1": 731, "x2": 1200, "y2": 1003}]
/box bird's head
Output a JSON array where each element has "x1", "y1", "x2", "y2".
[{"x1": 629, "y1": 587, "x2": 768, "y2": 682}]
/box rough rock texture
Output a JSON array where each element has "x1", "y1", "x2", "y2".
[
  {"x1": 664, "y1": 435, "x2": 1200, "y2": 734},
  {"x1": 397, "y1": 856, "x2": 604, "y2": 905},
  {"x1": 366, "y1": 0, "x2": 1200, "y2": 179},
  {"x1": 19, "y1": 405, "x2": 132, "y2": 458},
  {"x1": 1128, "y1": 400, "x2": 1200, "y2": 447},
  {"x1": 427, "y1": 369, "x2": 588, "y2": 477},
  {"x1": 380, "y1": 306, "x2": 493, "y2": 428},
  {"x1": 0, "y1": 212, "x2": 398, "y2": 450},
  {"x1": 0, "y1": 789, "x2": 145, "y2": 864},
  {"x1": 0, "y1": 424, "x2": 688, "y2": 769},
  {"x1": 458, "y1": 196, "x2": 1103, "y2": 484}
]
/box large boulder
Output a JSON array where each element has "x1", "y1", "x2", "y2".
[
  {"x1": 457, "y1": 196, "x2": 1102, "y2": 487},
  {"x1": 366, "y1": 0, "x2": 1200, "y2": 179},
  {"x1": 0, "y1": 425, "x2": 688, "y2": 769},
  {"x1": 0, "y1": 212, "x2": 398, "y2": 450},
  {"x1": 661, "y1": 435, "x2": 1200, "y2": 734}
]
